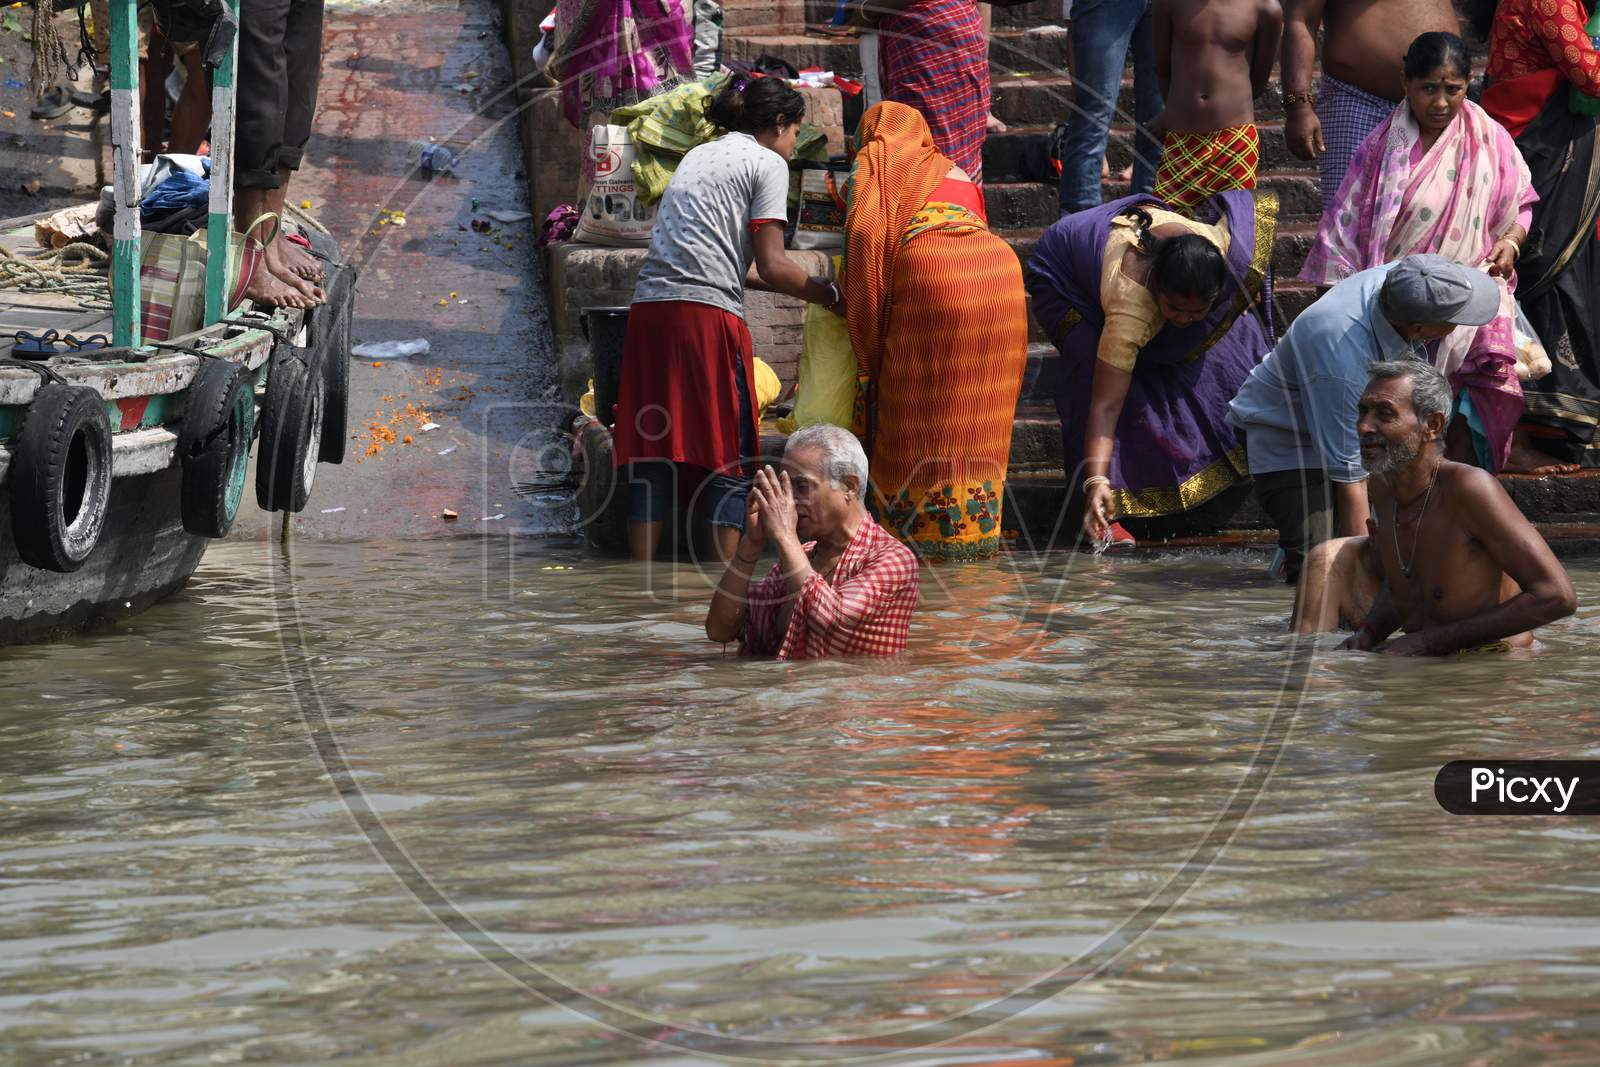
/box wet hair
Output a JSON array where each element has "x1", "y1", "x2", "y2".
[
  {"x1": 1121, "y1": 206, "x2": 1228, "y2": 305},
  {"x1": 785, "y1": 423, "x2": 868, "y2": 499},
  {"x1": 1367, "y1": 360, "x2": 1454, "y2": 425},
  {"x1": 705, "y1": 75, "x2": 807, "y2": 135},
  {"x1": 1403, "y1": 32, "x2": 1473, "y2": 83}
]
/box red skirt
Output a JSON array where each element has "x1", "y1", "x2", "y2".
[{"x1": 611, "y1": 299, "x2": 758, "y2": 473}]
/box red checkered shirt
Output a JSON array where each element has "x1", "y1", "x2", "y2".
[{"x1": 738, "y1": 518, "x2": 920, "y2": 660}]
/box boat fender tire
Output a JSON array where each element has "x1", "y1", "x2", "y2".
[
  {"x1": 313, "y1": 263, "x2": 353, "y2": 464},
  {"x1": 10, "y1": 382, "x2": 114, "y2": 572},
  {"x1": 179, "y1": 359, "x2": 255, "y2": 538},
  {"x1": 255, "y1": 346, "x2": 326, "y2": 513}
]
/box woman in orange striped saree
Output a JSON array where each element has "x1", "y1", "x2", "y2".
[{"x1": 843, "y1": 102, "x2": 1029, "y2": 562}]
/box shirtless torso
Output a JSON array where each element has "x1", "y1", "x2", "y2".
[
  {"x1": 1154, "y1": 0, "x2": 1284, "y2": 133},
  {"x1": 1281, "y1": 0, "x2": 1462, "y2": 167},
  {"x1": 1285, "y1": 0, "x2": 1460, "y2": 102},
  {"x1": 1371, "y1": 461, "x2": 1534, "y2": 649}
]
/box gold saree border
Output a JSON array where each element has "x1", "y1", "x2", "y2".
[{"x1": 1111, "y1": 446, "x2": 1250, "y2": 519}]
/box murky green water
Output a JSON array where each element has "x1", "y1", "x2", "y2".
[{"x1": 3, "y1": 537, "x2": 1599, "y2": 1065}]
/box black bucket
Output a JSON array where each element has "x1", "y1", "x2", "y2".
[{"x1": 580, "y1": 306, "x2": 630, "y2": 427}]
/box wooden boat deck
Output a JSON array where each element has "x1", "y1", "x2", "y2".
[
  {"x1": 0, "y1": 209, "x2": 308, "y2": 485},
  {"x1": 0, "y1": 213, "x2": 117, "y2": 343}
]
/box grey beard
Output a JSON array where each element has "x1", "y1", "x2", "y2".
[{"x1": 1362, "y1": 434, "x2": 1420, "y2": 477}]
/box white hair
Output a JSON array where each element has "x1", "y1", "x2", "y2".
[{"x1": 784, "y1": 424, "x2": 869, "y2": 499}]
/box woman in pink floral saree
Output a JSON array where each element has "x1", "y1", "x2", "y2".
[{"x1": 1301, "y1": 32, "x2": 1545, "y2": 472}]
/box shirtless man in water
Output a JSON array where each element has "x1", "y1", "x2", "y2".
[
  {"x1": 1152, "y1": 0, "x2": 1282, "y2": 212},
  {"x1": 1281, "y1": 0, "x2": 1460, "y2": 202},
  {"x1": 1340, "y1": 361, "x2": 1576, "y2": 655}
]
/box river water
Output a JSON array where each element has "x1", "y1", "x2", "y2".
[{"x1": 3, "y1": 539, "x2": 1598, "y2": 1065}]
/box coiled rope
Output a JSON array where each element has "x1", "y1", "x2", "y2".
[{"x1": 0, "y1": 242, "x2": 113, "y2": 310}]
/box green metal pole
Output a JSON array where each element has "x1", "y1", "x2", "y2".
[
  {"x1": 204, "y1": 0, "x2": 239, "y2": 324},
  {"x1": 109, "y1": 0, "x2": 142, "y2": 349}
]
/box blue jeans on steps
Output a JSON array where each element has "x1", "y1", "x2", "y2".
[{"x1": 1057, "y1": 0, "x2": 1164, "y2": 214}]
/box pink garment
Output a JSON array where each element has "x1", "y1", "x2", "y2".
[
  {"x1": 1300, "y1": 100, "x2": 1544, "y2": 471},
  {"x1": 554, "y1": 0, "x2": 693, "y2": 129}
]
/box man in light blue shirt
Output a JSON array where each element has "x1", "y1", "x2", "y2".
[{"x1": 1227, "y1": 255, "x2": 1499, "y2": 583}]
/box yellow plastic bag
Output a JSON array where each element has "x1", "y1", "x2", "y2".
[
  {"x1": 777, "y1": 303, "x2": 856, "y2": 433},
  {"x1": 752, "y1": 357, "x2": 782, "y2": 420}
]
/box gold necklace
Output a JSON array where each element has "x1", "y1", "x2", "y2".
[{"x1": 1390, "y1": 458, "x2": 1442, "y2": 578}]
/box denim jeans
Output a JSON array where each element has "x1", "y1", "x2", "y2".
[{"x1": 1057, "y1": 0, "x2": 1164, "y2": 213}]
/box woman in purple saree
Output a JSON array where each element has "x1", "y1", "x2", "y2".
[{"x1": 1025, "y1": 188, "x2": 1276, "y2": 545}]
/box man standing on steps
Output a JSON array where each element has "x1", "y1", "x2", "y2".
[
  {"x1": 1058, "y1": 0, "x2": 1165, "y2": 213},
  {"x1": 1281, "y1": 0, "x2": 1460, "y2": 205},
  {"x1": 1151, "y1": 0, "x2": 1282, "y2": 213}
]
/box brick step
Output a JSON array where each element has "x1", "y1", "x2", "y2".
[
  {"x1": 724, "y1": 26, "x2": 1072, "y2": 81},
  {"x1": 989, "y1": 74, "x2": 1073, "y2": 126},
  {"x1": 988, "y1": 96, "x2": 1321, "y2": 178},
  {"x1": 991, "y1": 0, "x2": 1067, "y2": 30},
  {"x1": 984, "y1": 181, "x2": 1057, "y2": 230},
  {"x1": 989, "y1": 28, "x2": 1074, "y2": 76},
  {"x1": 724, "y1": 33, "x2": 862, "y2": 74},
  {"x1": 722, "y1": 0, "x2": 805, "y2": 37}
]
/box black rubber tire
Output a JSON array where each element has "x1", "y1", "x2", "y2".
[
  {"x1": 255, "y1": 346, "x2": 325, "y2": 513},
  {"x1": 312, "y1": 262, "x2": 354, "y2": 464},
  {"x1": 10, "y1": 382, "x2": 114, "y2": 572},
  {"x1": 179, "y1": 360, "x2": 255, "y2": 538}
]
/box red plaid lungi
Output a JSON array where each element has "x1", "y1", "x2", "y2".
[
  {"x1": 1153, "y1": 123, "x2": 1260, "y2": 213},
  {"x1": 878, "y1": 0, "x2": 989, "y2": 182}
]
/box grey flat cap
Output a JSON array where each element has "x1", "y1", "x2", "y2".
[{"x1": 1381, "y1": 254, "x2": 1500, "y2": 327}]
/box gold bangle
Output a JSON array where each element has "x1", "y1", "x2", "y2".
[
  {"x1": 1082, "y1": 474, "x2": 1111, "y2": 493},
  {"x1": 1283, "y1": 90, "x2": 1316, "y2": 107}
]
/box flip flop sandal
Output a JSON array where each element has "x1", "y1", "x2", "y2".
[
  {"x1": 12, "y1": 330, "x2": 61, "y2": 356},
  {"x1": 68, "y1": 87, "x2": 111, "y2": 114},
  {"x1": 29, "y1": 86, "x2": 74, "y2": 120},
  {"x1": 63, "y1": 333, "x2": 110, "y2": 352}
]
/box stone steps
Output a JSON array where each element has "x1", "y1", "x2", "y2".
[{"x1": 724, "y1": 27, "x2": 1071, "y2": 81}]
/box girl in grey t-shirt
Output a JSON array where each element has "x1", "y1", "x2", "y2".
[{"x1": 613, "y1": 77, "x2": 845, "y2": 563}]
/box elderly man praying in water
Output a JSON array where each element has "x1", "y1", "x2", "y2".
[
  {"x1": 1301, "y1": 361, "x2": 1576, "y2": 654},
  {"x1": 706, "y1": 424, "x2": 919, "y2": 659}
]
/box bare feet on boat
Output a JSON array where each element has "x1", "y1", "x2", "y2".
[
  {"x1": 1503, "y1": 433, "x2": 1581, "y2": 475},
  {"x1": 265, "y1": 240, "x2": 326, "y2": 305},
  {"x1": 244, "y1": 264, "x2": 320, "y2": 310},
  {"x1": 277, "y1": 235, "x2": 326, "y2": 284}
]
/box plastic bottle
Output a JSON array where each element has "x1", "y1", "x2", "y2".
[
  {"x1": 1571, "y1": 7, "x2": 1600, "y2": 116},
  {"x1": 406, "y1": 140, "x2": 457, "y2": 176}
]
